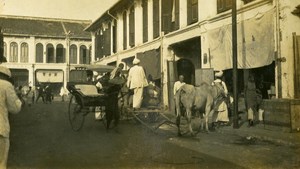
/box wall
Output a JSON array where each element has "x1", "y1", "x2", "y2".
[{"x1": 279, "y1": 0, "x2": 300, "y2": 98}]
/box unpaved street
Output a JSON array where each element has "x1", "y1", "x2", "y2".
[{"x1": 7, "y1": 101, "x2": 299, "y2": 169}]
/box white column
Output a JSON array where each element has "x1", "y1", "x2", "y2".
[
  {"x1": 91, "y1": 32, "x2": 96, "y2": 63},
  {"x1": 135, "y1": 0, "x2": 143, "y2": 46},
  {"x1": 77, "y1": 44, "x2": 80, "y2": 64},
  {"x1": 148, "y1": 0, "x2": 154, "y2": 41},
  {"x1": 180, "y1": 0, "x2": 187, "y2": 28},
  {"x1": 28, "y1": 37, "x2": 35, "y2": 63},
  {"x1": 126, "y1": 10, "x2": 130, "y2": 49},
  {"x1": 43, "y1": 43, "x2": 46, "y2": 63},
  {"x1": 117, "y1": 13, "x2": 124, "y2": 52}
]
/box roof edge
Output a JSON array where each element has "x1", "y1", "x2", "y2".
[{"x1": 0, "y1": 15, "x2": 92, "y2": 24}]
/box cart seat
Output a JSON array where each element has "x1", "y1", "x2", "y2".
[{"x1": 74, "y1": 84, "x2": 105, "y2": 97}]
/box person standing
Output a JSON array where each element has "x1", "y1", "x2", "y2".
[
  {"x1": 26, "y1": 86, "x2": 35, "y2": 107},
  {"x1": 127, "y1": 58, "x2": 148, "y2": 110},
  {"x1": 212, "y1": 70, "x2": 229, "y2": 126},
  {"x1": 245, "y1": 73, "x2": 259, "y2": 127},
  {"x1": 0, "y1": 65, "x2": 22, "y2": 169},
  {"x1": 173, "y1": 75, "x2": 186, "y2": 95}
]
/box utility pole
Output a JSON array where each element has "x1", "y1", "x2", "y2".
[
  {"x1": 0, "y1": 26, "x2": 6, "y2": 63},
  {"x1": 232, "y1": 0, "x2": 239, "y2": 128}
]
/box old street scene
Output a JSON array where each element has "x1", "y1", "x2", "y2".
[{"x1": 0, "y1": 0, "x2": 300, "y2": 169}]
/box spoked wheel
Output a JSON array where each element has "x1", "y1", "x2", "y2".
[{"x1": 68, "y1": 95, "x2": 85, "y2": 131}]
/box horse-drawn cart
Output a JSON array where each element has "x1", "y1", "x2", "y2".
[{"x1": 67, "y1": 65, "x2": 122, "y2": 131}]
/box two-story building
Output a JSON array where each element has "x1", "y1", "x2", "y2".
[
  {"x1": 0, "y1": 15, "x2": 92, "y2": 94},
  {"x1": 85, "y1": 0, "x2": 300, "y2": 114}
]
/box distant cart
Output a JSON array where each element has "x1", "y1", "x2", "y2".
[{"x1": 66, "y1": 64, "x2": 124, "y2": 131}]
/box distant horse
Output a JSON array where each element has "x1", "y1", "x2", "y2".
[{"x1": 174, "y1": 83, "x2": 225, "y2": 136}]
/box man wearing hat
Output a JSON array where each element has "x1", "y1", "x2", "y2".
[
  {"x1": 0, "y1": 65, "x2": 22, "y2": 169},
  {"x1": 212, "y1": 70, "x2": 229, "y2": 126},
  {"x1": 127, "y1": 58, "x2": 148, "y2": 109}
]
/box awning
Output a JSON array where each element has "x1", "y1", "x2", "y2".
[
  {"x1": 207, "y1": 10, "x2": 275, "y2": 70},
  {"x1": 137, "y1": 48, "x2": 161, "y2": 80},
  {"x1": 36, "y1": 70, "x2": 63, "y2": 83}
]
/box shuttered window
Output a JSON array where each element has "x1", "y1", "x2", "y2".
[
  {"x1": 35, "y1": 43, "x2": 43, "y2": 63},
  {"x1": 20, "y1": 42, "x2": 28, "y2": 63},
  {"x1": 187, "y1": 0, "x2": 198, "y2": 25},
  {"x1": 217, "y1": 0, "x2": 232, "y2": 13},
  {"x1": 103, "y1": 23, "x2": 111, "y2": 56},
  {"x1": 153, "y1": 0, "x2": 160, "y2": 38},
  {"x1": 162, "y1": 0, "x2": 179, "y2": 34},
  {"x1": 112, "y1": 20, "x2": 117, "y2": 53},
  {"x1": 123, "y1": 11, "x2": 127, "y2": 50},
  {"x1": 129, "y1": 6, "x2": 135, "y2": 47},
  {"x1": 142, "y1": 0, "x2": 148, "y2": 43},
  {"x1": 95, "y1": 30, "x2": 104, "y2": 60},
  {"x1": 10, "y1": 42, "x2": 18, "y2": 63},
  {"x1": 69, "y1": 44, "x2": 77, "y2": 64}
]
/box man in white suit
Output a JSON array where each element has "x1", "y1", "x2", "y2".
[{"x1": 127, "y1": 58, "x2": 148, "y2": 109}]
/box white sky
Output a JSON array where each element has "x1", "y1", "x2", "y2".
[{"x1": 0, "y1": 0, "x2": 119, "y2": 21}]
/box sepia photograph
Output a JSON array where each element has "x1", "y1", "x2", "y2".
[{"x1": 0, "y1": 0, "x2": 300, "y2": 168}]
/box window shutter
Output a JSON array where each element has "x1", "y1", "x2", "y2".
[
  {"x1": 104, "y1": 23, "x2": 111, "y2": 56},
  {"x1": 129, "y1": 7, "x2": 135, "y2": 47},
  {"x1": 174, "y1": 0, "x2": 180, "y2": 30},
  {"x1": 161, "y1": 0, "x2": 172, "y2": 34},
  {"x1": 123, "y1": 12, "x2": 127, "y2": 50},
  {"x1": 112, "y1": 21, "x2": 117, "y2": 53},
  {"x1": 153, "y1": 0, "x2": 160, "y2": 39},
  {"x1": 143, "y1": 0, "x2": 148, "y2": 43}
]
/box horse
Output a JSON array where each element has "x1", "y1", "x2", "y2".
[{"x1": 174, "y1": 82, "x2": 225, "y2": 136}]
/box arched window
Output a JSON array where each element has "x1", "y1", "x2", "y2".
[
  {"x1": 3, "y1": 42, "x2": 7, "y2": 58},
  {"x1": 36, "y1": 43, "x2": 43, "y2": 63},
  {"x1": 20, "y1": 42, "x2": 29, "y2": 63},
  {"x1": 80, "y1": 45, "x2": 87, "y2": 64},
  {"x1": 69, "y1": 44, "x2": 77, "y2": 64},
  {"x1": 46, "y1": 44, "x2": 54, "y2": 63},
  {"x1": 9, "y1": 42, "x2": 18, "y2": 62},
  {"x1": 56, "y1": 44, "x2": 65, "y2": 63}
]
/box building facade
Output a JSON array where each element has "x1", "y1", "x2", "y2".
[
  {"x1": 0, "y1": 15, "x2": 92, "y2": 94},
  {"x1": 85, "y1": 0, "x2": 300, "y2": 110}
]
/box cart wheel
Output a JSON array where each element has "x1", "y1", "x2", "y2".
[{"x1": 68, "y1": 95, "x2": 85, "y2": 131}]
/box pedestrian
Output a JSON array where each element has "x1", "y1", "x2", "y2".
[
  {"x1": 173, "y1": 75, "x2": 186, "y2": 95},
  {"x1": 212, "y1": 70, "x2": 229, "y2": 126},
  {"x1": 60, "y1": 86, "x2": 66, "y2": 102},
  {"x1": 26, "y1": 86, "x2": 35, "y2": 107},
  {"x1": 44, "y1": 85, "x2": 52, "y2": 104},
  {"x1": 245, "y1": 73, "x2": 261, "y2": 127},
  {"x1": 35, "y1": 84, "x2": 45, "y2": 103},
  {"x1": 0, "y1": 65, "x2": 22, "y2": 169},
  {"x1": 127, "y1": 58, "x2": 148, "y2": 110}
]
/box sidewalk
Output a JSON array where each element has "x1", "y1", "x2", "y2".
[
  {"x1": 161, "y1": 111, "x2": 300, "y2": 147},
  {"x1": 217, "y1": 122, "x2": 300, "y2": 147}
]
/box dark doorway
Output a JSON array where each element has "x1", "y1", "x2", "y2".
[{"x1": 176, "y1": 59, "x2": 195, "y2": 84}]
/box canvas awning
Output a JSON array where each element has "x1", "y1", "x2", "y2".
[{"x1": 207, "y1": 10, "x2": 275, "y2": 70}]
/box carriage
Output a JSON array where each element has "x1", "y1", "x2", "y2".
[
  {"x1": 67, "y1": 64, "x2": 124, "y2": 131},
  {"x1": 66, "y1": 64, "x2": 176, "y2": 133}
]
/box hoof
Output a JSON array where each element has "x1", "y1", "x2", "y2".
[{"x1": 191, "y1": 132, "x2": 196, "y2": 137}]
